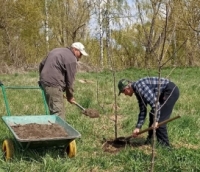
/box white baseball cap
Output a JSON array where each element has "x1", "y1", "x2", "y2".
[{"x1": 71, "y1": 42, "x2": 88, "y2": 56}]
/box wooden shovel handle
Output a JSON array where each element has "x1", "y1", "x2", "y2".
[
  {"x1": 63, "y1": 95, "x2": 86, "y2": 111},
  {"x1": 73, "y1": 101, "x2": 86, "y2": 111},
  {"x1": 126, "y1": 115, "x2": 181, "y2": 139}
]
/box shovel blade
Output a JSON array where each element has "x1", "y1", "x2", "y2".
[{"x1": 83, "y1": 109, "x2": 99, "y2": 118}]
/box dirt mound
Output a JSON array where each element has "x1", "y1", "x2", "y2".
[{"x1": 102, "y1": 137, "x2": 146, "y2": 153}]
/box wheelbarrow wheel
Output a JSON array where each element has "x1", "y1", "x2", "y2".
[
  {"x1": 66, "y1": 140, "x2": 76, "y2": 158},
  {"x1": 2, "y1": 139, "x2": 14, "y2": 161}
]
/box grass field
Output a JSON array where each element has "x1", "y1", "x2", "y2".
[{"x1": 0, "y1": 67, "x2": 200, "y2": 172}]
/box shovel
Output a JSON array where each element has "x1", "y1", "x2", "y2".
[
  {"x1": 73, "y1": 101, "x2": 86, "y2": 111},
  {"x1": 63, "y1": 95, "x2": 99, "y2": 118},
  {"x1": 114, "y1": 115, "x2": 181, "y2": 144},
  {"x1": 73, "y1": 101, "x2": 99, "y2": 118}
]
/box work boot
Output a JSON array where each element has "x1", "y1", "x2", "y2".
[
  {"x1": 158, "y1": 141, "x2": 173, "y2": 148},
  {"x1": 157, "y1": 142, "x2": 174, "y2": 151},
  {"x1": 144, "y1": 137, "x2": 152, "y2": 145}
]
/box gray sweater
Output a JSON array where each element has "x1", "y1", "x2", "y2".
[{"x1": 39, "y1": 47, "x2": 77, "y2": 99}]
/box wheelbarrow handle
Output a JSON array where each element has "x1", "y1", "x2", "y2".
[{"x1": 126, "y1": 115, "x2": 181, "y2": 140}]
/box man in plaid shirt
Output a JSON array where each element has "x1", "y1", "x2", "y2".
[{"x1": 118, "y1": 77, "x2": 179, "y2": 148}]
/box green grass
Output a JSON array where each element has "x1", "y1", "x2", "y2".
[{"x1": 0, "y1": 67, "x2": 200, "y2": 172}]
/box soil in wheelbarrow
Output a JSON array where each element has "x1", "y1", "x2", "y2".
[
  {"x1": 102, "y1": 136, "x2": 147, "y2": 153},
  {"x1": 11, "y1": 123, "x2": 68, "y2": 140}
]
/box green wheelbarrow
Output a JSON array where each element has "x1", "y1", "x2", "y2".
[
  {"x1": 2, "y1": 115, "x2": 81, "y2": 160},
  {"x1": 0, "y1": 81, "x2": 81, "y2": 161}
]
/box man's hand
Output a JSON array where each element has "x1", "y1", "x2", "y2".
[
  {"x1": 151, "y1": 122, "x2": 158, "y2": 129},
  {"x1": 63, "y1": 95, "x2": 75, "y2": 104},
  {"x1": 67, "y1": 97, "x2": 75, "y2": 104},
  {"x1": 132, "y1": 128, "x2": 140, "y2": 137}
]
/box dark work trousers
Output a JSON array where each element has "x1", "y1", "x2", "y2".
[
  {"x1": 41, "y1": 83, "x2": 66, "y2": 120},
  {"x1": 148, "y1": 82, "x2": 179, "y2": 146}
]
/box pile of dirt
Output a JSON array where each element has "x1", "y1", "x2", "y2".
[
  {"x1": 11, "y1": 123, "x2": 68, "y2": 140},
  {"x1": 102, "y1": 137, "x2": 146, "y2": 153},
  {"x1": 83, "y1": 108, "x2": 99, "y2": 118}
]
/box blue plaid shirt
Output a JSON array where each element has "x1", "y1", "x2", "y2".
[{"x1": 132, "y1": 77, "x2": 169, "y2": 128}]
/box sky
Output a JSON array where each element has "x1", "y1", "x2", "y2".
[{"x1": 88, "y1": 0, "x2": 136, "y2": 38}]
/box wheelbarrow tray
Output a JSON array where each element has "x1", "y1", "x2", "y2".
[{"x1": 2, "y1": 115, "x2": 81, "y2": 149}]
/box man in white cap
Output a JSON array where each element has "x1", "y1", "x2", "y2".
[{"x1": 39, "y1": 42, "x2": 88, "y2": 120}]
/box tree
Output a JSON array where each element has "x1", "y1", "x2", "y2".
[
  {"x1": 0, "y1": 0, "x2": 44, "y2": 67},
  {"x1": 47, "y1": 0, "x2": 91, "y2": 47}
]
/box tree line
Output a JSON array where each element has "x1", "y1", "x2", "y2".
[{"x1": 0, "y1": 0, "x2": 199, "y2": 73}]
